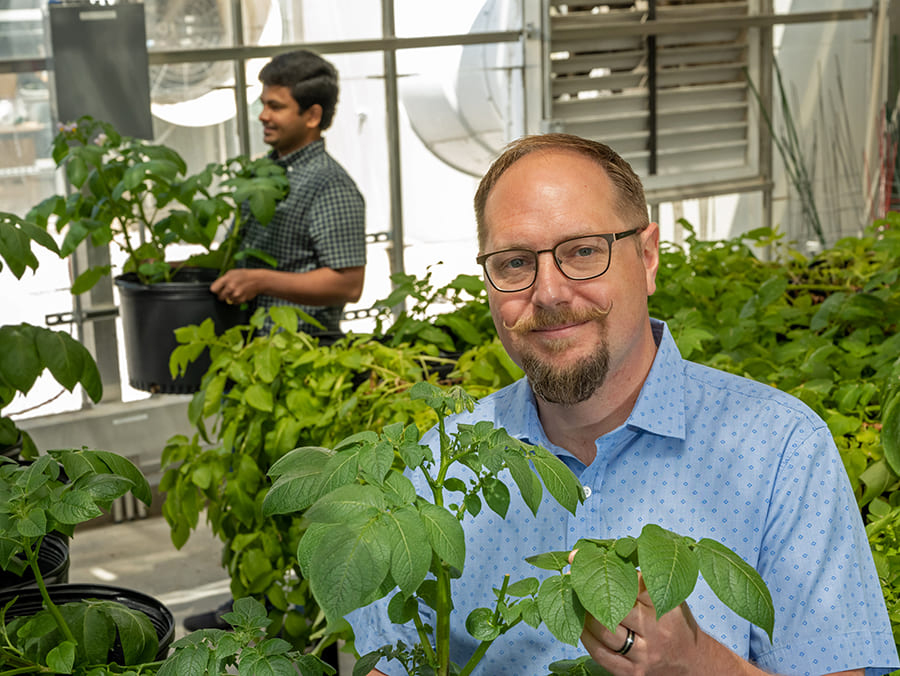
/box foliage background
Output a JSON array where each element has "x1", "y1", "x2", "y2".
[{"x1": 161, "y1": 216, "x2": 900, "y2": 660}]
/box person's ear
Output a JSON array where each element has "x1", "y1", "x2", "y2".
[
  {"x1": 303, "y1": 103, "x2": 323, "y2": 128},
  {"x1": 641, "y1": 222, "x2": 660, "y2": 296}
]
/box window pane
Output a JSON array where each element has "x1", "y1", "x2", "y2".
[
  {"x1": 0, "y1": 0, "x2": 46, "y2": 60},
  {"x1": 280, "y1": 0, "x2": 383, "y2": 43},
  {"x1": 394, "y1": 0, "x2": 520, "y2": 39},
  {"x1": 395, "y1": 41, "x2": 524, "y2": 290}
]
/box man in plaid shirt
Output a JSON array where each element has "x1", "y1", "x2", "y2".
[{"x1": 211, "y1": 49, "x2": 366, "y2": 340}]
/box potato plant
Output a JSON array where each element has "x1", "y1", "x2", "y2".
[{"x1": 261, "y1": 383, "x2": 773, "y2": 676}]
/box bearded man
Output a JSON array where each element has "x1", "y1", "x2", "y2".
[{"x1": 350, "y1": 133, "x2": 898, "y2": 676}]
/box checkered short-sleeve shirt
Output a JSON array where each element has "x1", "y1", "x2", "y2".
[{"x1": 239, "y1": 139, "x2": 366, "y2": 334}]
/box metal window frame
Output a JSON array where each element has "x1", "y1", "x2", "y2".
[{"x1": 0, "y1": 0, "x2": 876, "y2": 414}]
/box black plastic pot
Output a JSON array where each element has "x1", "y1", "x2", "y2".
[
  {"x1": 0, "y1": 583, "x2": 175, "y2": 663},
  {"x1": 0, "y1": 433, "x2": 23, "y2": 463},
  {"x1": 0, "y1": 532, "x2": 69, "y2": 590},
  {"x1": 115, "y1": 268, "x2": 248, "y2": 394}
]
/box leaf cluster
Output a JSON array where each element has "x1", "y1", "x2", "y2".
[
  {"x1": 159, "y1": 307, "x2": 462, "y2": 650},
  {"x1": 26, "y1": 116, "x2": 289, "y2": 290},
  {"x1": 648, "y1": 217, "x2": 900, "y2": 649},
  {"x1": 373, "y1": 268, "x2": 496, "y2": 357},
  {"x1": 158, "y1": 597, "x2": 335, "y2": 676},
  {"x1": 257, "y1": 384, "x2": 774, "y2": 676},
  {"x1": 0, "y1": 448, "x2": 155, "y2": 674},
  {"x1": 261, "y1": 382, "x2": 584, "y2": 675},
  {"x1": 526, "y1": 525, "x2": 773, "y2": 647},
  {"x1": 0, "y1": 214, "x2": 103, "y2": 458}
]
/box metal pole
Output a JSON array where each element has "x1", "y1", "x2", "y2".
[
  {"x1": 647, "y1": 0, "x2": 658, "y2": 176},
  {"x1": 231, "y1": 0, "x2": 251, "y2": 158},
  {"x1": 760, "y1": 0, "x2": 774, "y2": 240},
  {"x1": 382, "y1": 0, "x2": 405, "y2": 284}
]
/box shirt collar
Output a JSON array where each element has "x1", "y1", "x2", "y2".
[
  {"x1": 269, "y1": 138, "x2": 325, "y2": 166},
  {"x1": 516, "y1": 318, "x2": 687, "y2": 447},
  {"x1": 626, "y1": 318, "x2": 687, "y2": 440}
]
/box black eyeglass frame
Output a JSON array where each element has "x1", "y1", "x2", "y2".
[{"x1": 476, "y1": 228, "x2": 640, "y2": 293}]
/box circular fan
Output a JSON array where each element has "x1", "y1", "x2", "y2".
[{"x1": 143, "y1": 0, "x2": 282, "y2": 126}]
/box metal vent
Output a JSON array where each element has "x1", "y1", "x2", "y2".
[{"x1": 548, "y1": 1, "x2": 753, "y2": 180}]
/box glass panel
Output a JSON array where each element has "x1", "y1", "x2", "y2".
[
  {"x1": 144, "y1": 0, "x2": 282, "y2": 52},
  {"x1": 394, "y1": 0, "x2": 519, "y2": 39},
  {"x1": 279, "y1": 0, "x2": 383, "y2": 43},
  {"x1": 394, "y1": 42, "x2": 524, "y2": 293},
  {"x1": 0, "y1": 0, "x2": 47, "y2": 61}
]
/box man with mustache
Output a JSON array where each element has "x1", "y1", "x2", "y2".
[
  {"x1": 352, "y1": 134, "x2": 898, "y2": 675},
  {"x1": 210, "y1": 49, "x2": 366, "y2": 338}
]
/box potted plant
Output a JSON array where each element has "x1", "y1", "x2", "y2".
[
  {"x1": 261, "y1": 382, "x2": 774, "y2": 676},
  {"x1": 158, "y1": 596, "x2": 335, "y2": 676},
  {"x1": 25, "y1": 115, "x2": 290, "y2": 393},
  {"x1": 0, "y1": 447, "x2": 175, "y2": 674},
  {"x1": 160, "y1": 305, "x2": 459, "y2": 658},
  {"x1": 0, "y1": 212, "x2": 102, "y2": 461}
]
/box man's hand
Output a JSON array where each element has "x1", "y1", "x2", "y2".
[
  {"x1": 579, "y1": 574, "x2": 718, "y2": 675},
  {"x1": 579, "y1": 572, "x2": 861, "y2": 676},
  {"x1": 210, "y1": 269, "x2": 262, "y2": 305},
  {"x1": 210, "y1": 265, "x2": 364, "y2": 306}
]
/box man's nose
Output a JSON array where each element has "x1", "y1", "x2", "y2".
[{"x1": 530, "y1": 251, "x2": 572, "y2": 306}]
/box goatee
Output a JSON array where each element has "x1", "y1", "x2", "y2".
[
  {"x1": 509, "y1": 304, "x2": 612, "y2": 406},
  {"x1": 522, "y1": 343, "x2": 609, "y2": 406}
]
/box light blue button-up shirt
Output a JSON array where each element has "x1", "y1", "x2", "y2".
[{"x1": 350, "y1": 320, "x2": 898, "y2": 675}]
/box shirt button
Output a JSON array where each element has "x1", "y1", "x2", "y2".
[{"x1": 583, "y1": 486, "x2": 592, "y2": 498}]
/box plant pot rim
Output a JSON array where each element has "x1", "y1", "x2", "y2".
[{"x1": 114, "y1": 267, "x2": 221, "y2": 289}]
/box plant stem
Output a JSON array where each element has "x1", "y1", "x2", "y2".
[
  {"x1": 457, "y1": 575, "x2": 513, "y2": 676},
  {"x1": 435, "y1": 562, "x2": 452, "y2": 676},
  {"x1": 411, "y1": 609, "x2": 437, "y2": 665},
  {"x1": 0, "y1": 665, "x2": 49, "y2": 675},
  {"x1": 24, "y1": 538, "x2": 77, "y2": 645}
]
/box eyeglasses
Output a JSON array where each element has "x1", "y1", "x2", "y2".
[{"x1": 476, "y1": 229, "x2": 639, "y2": 293}]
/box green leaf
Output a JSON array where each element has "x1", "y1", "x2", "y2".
[
  {"x1": 263, "y1": 448, "x2": 333, "y2": 515},
  {"x1": 244, "y1": 383, "x2": 274, "y2": 412},
  {"x1": 570, "y1": 543, "x2": 639, "y2": 631},
  {"x1": 0, "y1": 324, "x2": 41, "y2": 393},
  {"x1": 384, "y1": 506, "x2": 431, "y2": 597},
  {"x1": 537, "y1": 574, "x2": 585, "y2": 646},
  {"x1": 86, "y1": 449, "x2": 152, "y2": 505},
  {"x1": 46, "y1": 640, "x2": 76, "y2": 673},
  {"x1": 304, "y1": 483, "x2": 385, "y2": 524},
  {"x1": 695, "y1": 538, "x2": 774, "y2": 641},
  {"x1": 466, "y1": 606, "x2": 501, "y2": 641},
  {"x1": 525, "y1": 550, "x2": 571, "y2": 572},
  {"x1": 103, "y1": 599, "x2": 160, "y2": 664},
  {"x1": 530, "y1": 445, "x2": 583, "y2": 515},
  {"x1": 481, "y1": 476, "x2": 510, "y2": 517},
  {"x1": 882, "y1": 391, "x2": 900, "y2": 477},
  {"x1": 418, "y1": 501, "x2": 466, "y2": 571},
  {"x1": 506, "y1": 577, "x2": 539, "y2": 597},
  {"x1": 70, "y1": 264, "x2": 112, "y2": 294},
  {"x1": 238, "y1": 651, "x2": 298, "y2": 676},
  {"x1": 504, "y1": 451, "x2": 542, "y2": 516},
  {"x1": 636, "y1": 525, "x2": 699, "y2": 619},
  {"x1": 49, "y1": 489, "x2": 104, "y2": 524},
  {"x1": 307, "y1": 519, "x2": 392, "y2": 622}
]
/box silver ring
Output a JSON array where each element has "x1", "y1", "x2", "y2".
[{"x1": 615, "y1": 627, "x2": 635, "y2": 656}]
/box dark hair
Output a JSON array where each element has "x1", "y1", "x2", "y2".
[
  {"x1": 259, "y1": 50, "x2": 339, "y2": 130},
  {"x1": 473, "y1": 133, "x2": 649, "y2": 249}
]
